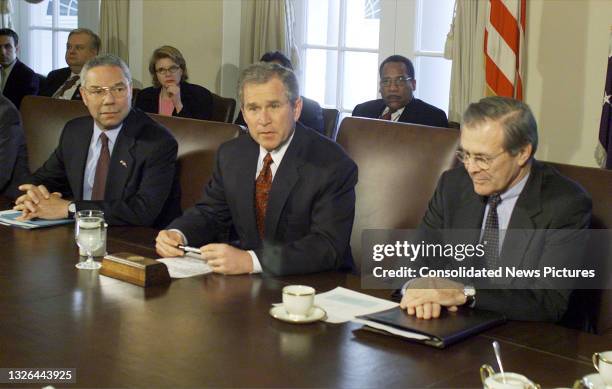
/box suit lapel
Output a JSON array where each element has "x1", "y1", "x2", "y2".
[
  {"x1": 233, "y1": 136, "x2": 259, "y2": 244},
  {"x1": 105, "y1": 110, "x2": 139, "y2": 199},
  {"x1": 501, "y1": 163, "x2": 542, "y2": 267},
  {"x1": 454, "y1": 183, "x2": 487, "y2": 244},
  {"x1": 70, "y1": 121, "x2": 93, "y2": 200},
  {"x1": 264, "y1": 126, "x2": 305, "y2": 239}
]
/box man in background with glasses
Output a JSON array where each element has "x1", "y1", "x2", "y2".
[
  {"x1": 13, "y1": 54, "x2": 181, "y2": 227},
  {"x1": 399, "y1": 96, "x2": 591, "y2": 322},
  {"x1": 39, "y1": 28, "x2": 100, "y2": 100},
  {"x1": 352, "y1": 55, "x2": 448, "y2": 128}
]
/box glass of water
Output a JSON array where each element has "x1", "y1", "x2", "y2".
[{"x1": 75, "y1": 210, "x2": 105, "y2": 270}]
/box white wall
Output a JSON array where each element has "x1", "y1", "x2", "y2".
[
  {"x1": 132, "y1": 0, "x2": 224, "y2": 93},
  {"x1": 525, "y1": 0, "x2": 612, "y2": 167}
]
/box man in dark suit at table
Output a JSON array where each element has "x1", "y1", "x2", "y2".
[
  {"x1": 13, "y1": 54, "x2": 181, "y2": 227},
  {"x1": 235, "y1": 51, "x2": 325, "y2": 135},
  {"x1": 0, "y1": 28, "x2": 39, "y2": 109},
  {"x1": 39, "y1": 28, "x2": 99, "y2": 100},
  {"x1": 0, "y1": 94, "x2": 29, "y2": 199},
  {"x1": 156, "y1": 62, "x2": 357, "y2": 276},
  {"x1": 400, "y1": 96, "x2": 591, "y2": 322},
  {"x1": 352, "y1": 55, "x2": 448, "y2": 128}
]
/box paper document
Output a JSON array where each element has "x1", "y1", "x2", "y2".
[
  {"x1": 351, "y1": 318, "x2": 430, "y2": 341},
  {"x1": 0, "y1": 210, "x2": 73, "y2": 229},
  {"x1": 157, "y1": 253, "x2": 213, "y2": 278},
  {"x1": 313, "y1": 287, "x2": 398, "y2": 323}
]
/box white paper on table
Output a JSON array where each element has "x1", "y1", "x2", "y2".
[
  {"x1": 313, "y1": 287, "x2": 399, "y2": 323},
  {"x1": 157, "y1": 253, "x2": 213, "y2": 278}
]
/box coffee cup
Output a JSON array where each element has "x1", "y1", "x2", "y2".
[
  {"x1": 593, "y1": 351, "x2": 612, "y2": 387},
  {"x1": 282, "y1": 285, "x2": 315, "y2": 319},
  {"x1": 480, "y1": 365, "x2": 540, "y2": 389}
]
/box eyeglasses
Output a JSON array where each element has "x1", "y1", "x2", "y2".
[
  {"x1": 455, "y1": 150, "x2": 506, "y2": 170},
  {"x1": 155, "y1": 65, "x2": 180, "y2": 75},
  {"x1": 84, "y1": 85, "x2": 129, "y2": 98},
  {"x1": 380, "y1": 76, "x2": 412, "y2": 88}
]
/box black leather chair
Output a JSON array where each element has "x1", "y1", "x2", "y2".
[
  {"x1": 322, "y1": 108, "x2": 340, "y2": 140},
  {"x1": 210, "y1": 93, "x2": 236, "y2": 123}
]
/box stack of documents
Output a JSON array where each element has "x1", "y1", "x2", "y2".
[
  {"x1": 0, "y1": 210, "x2": 73, "y2": 229},
  {"x1": 312, "y1": 287, "x2": 398, "y2": 323},
  {"x1": 157, "y1": 253, "x2": 212, "y2": 278}
]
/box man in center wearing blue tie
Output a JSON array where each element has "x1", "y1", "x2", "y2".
[
  {"x1": 399, "y1": 96, "x2": 591, "y2": 322},
  {"x1": 156, "y1": 62, "x2": 357, "y2": 276}
]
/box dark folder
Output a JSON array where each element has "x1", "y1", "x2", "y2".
[{"x1": 356, "y1": 306, "x2": 506, "y2": 348}]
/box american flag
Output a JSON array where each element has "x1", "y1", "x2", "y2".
[
  {"x1": 484, "y1": 0, "x2": 526, "y2": 99},
  {"x1": 596, "y1": 27, "x2": 612, "y2": 169}
]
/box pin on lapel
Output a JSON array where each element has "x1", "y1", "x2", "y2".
[{"x1": 120, "y1": 160, "x2": 127, "y2": 168}]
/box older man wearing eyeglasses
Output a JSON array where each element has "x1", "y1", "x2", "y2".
[
  {"x1": 399, "y1": 96, "x2": 592, "y2": 323},
  {"x1": 14, "y1": 54, "x2": 181, "y2": 227},
  {"x1": 352, "y1": 55, "x2": 448, "y2": 127}
]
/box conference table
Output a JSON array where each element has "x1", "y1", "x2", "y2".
[{"x1": 0, "y1": 202, "x2": 608, "y2": 388}]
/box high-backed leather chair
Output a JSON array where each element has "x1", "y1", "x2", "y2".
[
  {"x1": 548, "y1": 162, "x2": 612, "y2": 335},
  {"x1": 148, "y1": 114, "x2": 240, "y2": 210},
  {"x1": 322, "y1": 108, "x2": 340, "y2": 140},
  {"x1": 20, "y1": 96, "x2": 89, "y2": 172},
  {"x1": 210, "y1": 93, "x2": 236, "y2": 123},
  {"x1": 337, "y1": 117, "x2": 460, "y2": 270}
]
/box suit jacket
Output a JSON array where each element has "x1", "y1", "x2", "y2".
[
  {"x1": 134, "y1": 81, "x2": 213, "y2": 120},
  {"x1": 39, "y1": 67, "x2": 82, "y2": 100},
  {"x1": 352, "y1": 98, "x2": 449, "y2": 128},
  {"x1": 168, "y1": 124, "x2": 358, "y2": 276},
  {"x1": 30, "y1": 108, "x2": 181, "y2": 228},
  {"x1": 2, "y1": 59, "x2": 40, "y2": 109},
  {"x1": 235, "y1": 96, "x2": 325, "y2": 135},
  {"x1": 0, "y1": 95, "x2": 29, "y2": 199},
  {"x1": 419, "y1": 161, "x2": 592, "y2": 322}
]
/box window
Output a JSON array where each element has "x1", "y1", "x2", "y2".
[
  {"x1": 297, "y1": 0, "x2": 381, "y2": 116},
  {"x1": 25, "y1": 0, "x2": 78, "y2": 76},
  {"x1": 296, "y1": 0, "x2": 454, "y2": 116}
]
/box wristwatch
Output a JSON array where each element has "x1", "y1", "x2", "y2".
[
  {"x1": 68, "y1": 202, "x2": 76, "y2": 218},
  {"x1": 463, "y1": 285, "x2": 476, "y2": 308}
]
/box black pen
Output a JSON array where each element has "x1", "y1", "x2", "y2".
[{"x1": 178, "y1": 245, "x2": 202, "y2": 255}]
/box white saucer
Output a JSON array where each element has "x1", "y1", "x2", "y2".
[
  {"x1": 269, "y1": 305, "x2": 326, "y2": 323},
  {"x1": 582, "y1": 373, "x2": 610, "y2": 389}
]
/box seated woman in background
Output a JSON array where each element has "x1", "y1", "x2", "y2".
[
  {"x1": 235, "y1": 51, "x2": 325, "y2": 134},
  {"x1": 135, "y1": 45, "x2": 213, "y2": 120}
]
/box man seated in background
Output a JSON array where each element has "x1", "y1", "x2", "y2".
[
  {"x1": 0, "y1": 94, "x2": 28, "y2": 199},
  {"x1": 235, "y1": 51, "x2": 325, "y2": 135},
  {"x1": 39, "y1": 28, "x2": 100, "y2": 100},
  {"x1": 14, "y1": 54, "x2": 181, "y2": 227},
  {"x1": 352, "y1": 55, "x2": 448, "y2": 128},
  {"x1": 156, "y1": 62, "x2": 357, "y2": 276},
  {"x1": 400, "y1": 96, "x2": 591, "y2": 322},
  {"x1": 0, "y1": 28, "x2": 39, "y2": 109}
]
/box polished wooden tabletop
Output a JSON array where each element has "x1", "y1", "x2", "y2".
[{"x1": 0, "y1": 214, "x2": 606, "y2": 388}]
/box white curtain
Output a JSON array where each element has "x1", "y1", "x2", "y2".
[
  {"x1": 240, "y1": 0, "x2": 299, "y2": 70},
  {"x1": 445, "y1": 0, "x2": 487, "y2": 123},
  {"x1": 99, "y1": 0, "x2": 130, "y2": 65},
  {"x1": 0, "y1": 0, "x2": 12, "y2": 29}
]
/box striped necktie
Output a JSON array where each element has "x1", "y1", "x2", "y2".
[{"x1": 481, "y1": 194, "x2": 502, "y2": 269}]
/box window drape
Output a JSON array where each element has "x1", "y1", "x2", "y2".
[{"x1": 99, "y1": 0, "x2": 130, "y2": 65}]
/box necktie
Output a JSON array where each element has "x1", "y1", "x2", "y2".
[
  {"x1": 91, "y1": 133, "x2": 110, "y2": 201},
  {"x1": 380, "y1": 109, "x2": 394, "y2": 121},
  {"x1": 255, "y1": 153, "x2": 273, "y2": 238},
  {"x1": 481, "y1": 194, "x2": 502, "y2": 269},
  {"x1": 53, "y1": 75, "x2": 80, "y2": 99}
]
